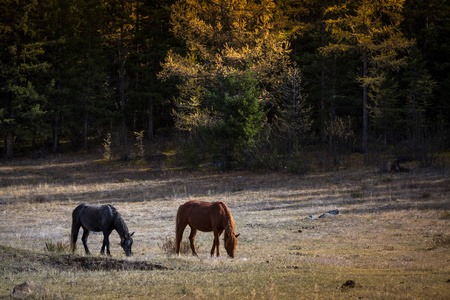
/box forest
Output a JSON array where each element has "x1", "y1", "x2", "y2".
[{"x1": 1, "y1": 0, "x2": 449, "y2": 170}]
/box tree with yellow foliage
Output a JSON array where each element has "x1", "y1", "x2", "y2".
[
  {"x1": 159, "y1": 0, "x2": 306, "y2": 168},
  {"x1": 320, "y1": 0, "x2": 413, "y2": 155},
  {"x1": 159, "y1": 0, "x2": 291, "y2": 129}
]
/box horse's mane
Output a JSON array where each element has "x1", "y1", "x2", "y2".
[
  {"x1": 111, "y1": 206, "x2": 130, "y2": 236},
  {"x1": 219, "y1": 202, "x2": 235, "y2": 236}
]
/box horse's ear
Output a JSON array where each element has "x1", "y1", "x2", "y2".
[
  {"x1": 235, "y1": 233, "x2": 240, "y2": 238},
  {"x1": 130, "y1": 232, "x2": 135, "y2": 237}
]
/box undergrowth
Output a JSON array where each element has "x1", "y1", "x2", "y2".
[
  {"x1": 44, "y1": 240, "x2": 70, "y2": 253},
  {"x1": 159, "y1": 236, "x2": 193, "y2": 255}
]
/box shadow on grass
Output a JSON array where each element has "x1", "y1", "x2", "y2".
[
  {"x1": 0, "y1": 245, "x2": 169, "y2": 272},
  {"x1": 1, "y1": 153, "x2": 449, "y2": 217}
]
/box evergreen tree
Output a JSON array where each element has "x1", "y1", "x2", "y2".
[
  {"x1": 401, "y1": 46, "x2": 435, "y2": 157},
  {"x1": 127, "y1": 0, "x2": 179, "y2": 140},
  {"x1": 102, "y1": 0, "x2": 137, "y2": 160},
  {"x1": 202, "y1": 71, "x2": 265, "y2": 169},
  {"x1": 403, "y1": 0, "x2": 450, "y2": 149},
  {"x1": 320, "y1": 0, "x2": 414, "y2": 154},
  {"x1": 369, "y1": 72, "x2": 402, "y2": 148},
  {"x1": 0, "y1": 0, "x2": 50, "y2": 157},
  {"x1": 159, "y1": 0, "x2": 292, "y2": 127},
  {"x1": 159, "y1": 0, "x2": 296, "y2": 167},
  {"x1": 275, "y1": 65, "x2": 312, "y2": 152}
]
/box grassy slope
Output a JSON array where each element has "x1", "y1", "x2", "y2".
[{"x1": 0, "y1": 154, "x2": 449, "y2": 299}]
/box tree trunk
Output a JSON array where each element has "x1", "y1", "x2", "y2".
[
  {"x1": 362, "y1": 52, "x2": 368, "y2": 155},
  {"x1": 6, "y1": 130, "x2": 14, "y2": 158},
  {"x1": 148, "y1": 99, "x2": 154, "y2": 140},
  {"x1": 330, "y1": 57, "x2": 337, "y2": 120},
  {"x1": 411, "y1": 63, "x2": 417, "y2": 151},
  {"x1": 119, "y1": 19, "x2": 128, "y2": 160},
  {"x1": 52, "y1": 117, "x2": 58, "y2": 153},
  {"x1": 320, "y1": 0, "x2": 326, "y2": 144},
  {"x1": 83, "y1": 112, "x2": 88, "y2": 151}
]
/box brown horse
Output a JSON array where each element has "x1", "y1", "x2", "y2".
[{"x1": 175, "y1": 201, "x2": 239, "y2": 258}]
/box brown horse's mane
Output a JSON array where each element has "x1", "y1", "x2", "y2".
[{"x1": 218, "y1": 202, "x2": 235, "y2": 236}]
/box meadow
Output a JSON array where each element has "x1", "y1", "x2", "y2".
[{"x1": 0, "y1": 153, "x2": 449, "y2": 299}]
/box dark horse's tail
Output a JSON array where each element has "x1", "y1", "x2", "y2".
[{"x1": 70, "y1": 204, "x2": 83, "y2": 252}]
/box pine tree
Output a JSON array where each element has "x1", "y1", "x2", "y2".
[
  {"x1": 320, "y1": 0, "x2": 414, "y2": 154},
  {"x1": 127, "y1": 0, "x2": 178, "y2": 141},
  {"x1": 202, "y1": 71, "x2": 265, "y2": 169},
  {"x1": 0, "y1": 0, "x2": 50, "y2": 157},
  {"x1": 401, "y1": 46, "x2": 435, "y2": 158},
  {"x1": 102, "y1": 0, "x2": 138, "y2": 160},
  {"x1": 159, "y1": 0, "x2": 295, "y2": 167},
  {"x1": 159, "y1": 0, "x2": 292, "y2": 128}
]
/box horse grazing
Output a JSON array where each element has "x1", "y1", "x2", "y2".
[
  {"x1": 175, "y1": 201, "x2": 239, "y2": 258},
  {"x1": 70, "y1": 204, "x2": 134, "y2": 257}
]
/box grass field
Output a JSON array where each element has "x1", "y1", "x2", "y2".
[{"x1": 0, "y1": 153, "x2": 449, "y2": 299}]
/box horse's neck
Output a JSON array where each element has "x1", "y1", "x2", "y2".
[
  {"x1": 219, "y1": 203, "x2": 235, "y2": 235},
  {"x1": 113, "y1": 214, "x2": 129, "y2": 238}
]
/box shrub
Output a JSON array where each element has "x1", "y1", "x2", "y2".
[
  {"x1": 102, "y1": 133, "x2": 112, "y2": 160},
  {"x1": 428, "y1": 234, "x2": 450, "y2": 250},
  {"x1": 159, "y1": 236, "x2": 192, "y2": 255},
  {"x1": 350, "y1": 190, "x2": 364, "y2": 199},
  {"x1": 45, "y1": 240, "x2": 70, "y2": 253},
  {"x1": 134, "y1": 130, "x2": 145, "y2": 161}
]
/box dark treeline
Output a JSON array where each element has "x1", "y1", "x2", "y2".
[{"x1": 1, "y1": 0, "x2": 449, "y2": 170}]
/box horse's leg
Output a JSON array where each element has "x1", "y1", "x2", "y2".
[
  {"x1": 81, "y1": 229, "x2": 91, "y2": 255},
  {"x1": 105, "y1": 233, "x2": 111, "y2": 256},
  {"x1": 211, "y1": 229, "x2": 223, "y2": 257},
  {"x1": 189, "y1": 227, "x2": 198, "y2": 256},
  {"x1": 101, "y1": 231, "x2": 111, "y2": 256}
]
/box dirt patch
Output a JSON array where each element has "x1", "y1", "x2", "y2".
[
  {"x1": 339, "y1": 280, "x2": 356, "y2": 291},
  {"x1": 47, "y1": 254, "x2": 169, "y2": 271},
  {"x1": 13, "y1": 281, "x2": 44, "y2": 298},
  {"x1": 0, "y1": 245, "x2": 169, "y2": 272}
]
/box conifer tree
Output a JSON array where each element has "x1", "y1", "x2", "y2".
[
  {"x1": 0, "y1": 0, "x2": 50, "y2": 157},
  {"x1": 102, "y1": 0, "x2": 137, "y2": 160},
  {"x1": 159, "y1": 0, "x2": 298, "y2": 167},
  {"x1": 127, "y1": 0, "x2": 178, "y2": 140},
  {"x1": 159, "y1": 0, "x2": 291, "y2": 129},
  {"x1": 320, "y1": 0, "x2": 414, "y2": 154}
]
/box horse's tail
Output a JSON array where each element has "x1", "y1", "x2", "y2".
[
  {"x1": 70, "y1": 204, "x2": 83, "y2": 252},
  {"x1": 175, "y1": 205, "x2": 182, "y2": 238},
  {"x1": 175, "y1": 203, "x2": 189, "y2": 254}
]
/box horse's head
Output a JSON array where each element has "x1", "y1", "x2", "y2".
[
  {"x1": 224, "y1": 232, "x2": 240, "y2": 258},
  {"x1": 121, "y1": 232, "x2": 134, "y2": 256}
]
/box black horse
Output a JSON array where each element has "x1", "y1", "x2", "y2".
[{"x1": 70, "y1": 204, "x2": 134, "y2": 256}]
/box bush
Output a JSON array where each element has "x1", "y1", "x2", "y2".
[
  {"x1": 428, "y1": 234, "x2": 450, "y2": 250},
  {"x1": 102, "y1": 133, "x2": 112, "y2": 160},
  {"x1": 45, "y1": 240, "x2": 70, "y2": 253},
  {"x1": 159, "y1": 236, "x2": 192, "y2": 255},
  {"x1": 202, "y1": 71, "x2": 265, "y2": 170}
]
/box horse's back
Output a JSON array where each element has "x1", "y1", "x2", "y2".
[
  {"x1": 74, "y1": 204, "x2": 114, "y2": 232},
  {"x1": 177, "y1": 201, "x2": 227, "y2": 232},
  {"x1": 72, "y1": 203, "x2": 88, "y2": 221}
]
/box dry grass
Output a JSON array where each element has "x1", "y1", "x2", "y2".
[
  {"x1": 0, "y1": 153, "x2": 449, "y2": 299},
  {"x1": 159, "y1": 236, "x2": 192, "y2": 255}
]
